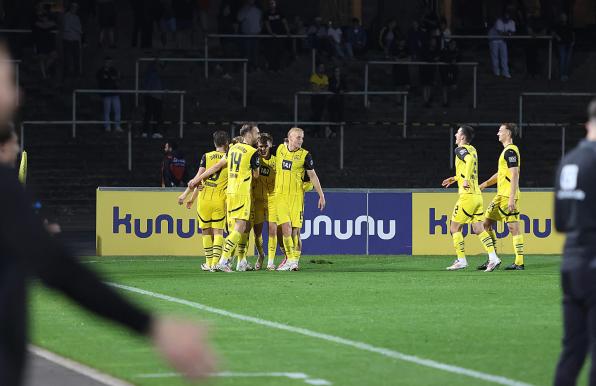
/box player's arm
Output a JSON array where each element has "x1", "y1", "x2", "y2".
[
  {"x1": 461, "y1": 153, "x2": 475, "y2": 190},
  {"x1": 504, "y1": 148, "x2": 520, "y2": 211},
  {"x1": 304, "y1": 153, "x2": 325, "y2": 210},
  {"x1": 479, "y1": 172, "x2": 498, "y2": 190},
  {"x1": 250, "y1": 151, "x2": 260, "y2": 178},
  {"x1": 189, "y1": 159, "x2": 226, "y2": 188},
  {"x1": 186, "y1": 187, "x2": 200, "y2": 209}
]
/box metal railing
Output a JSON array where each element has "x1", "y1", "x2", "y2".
[
  {"x1": 20, "y1": 120, "x2": 137, "y2": 171},
  {"x1": 0, "y1": 29, "x2": 33, "y2": 34},
  {"x1": 448, "y1": 34, "x2": 553, "y2": 80},
  {"x1": 206, "y1": 34, "x2": 315, "y2": 74},
  {"x1": 518, "y1": 92, "x2": 596, "y2": 137},
  {"x1": 294, "y1": 90, "x2": 409, "y2": 137},
  {"x1": 365, "y1": 61, "x2": 478, "y2": 108},
  {"x1": 134, "y1": 57, "x2": 248, "y2": 108},
  {"x1": 1, "y1": 59, "x2": 20, "y2": 106},
  {"x1": 72, "y1": 89, "x2": 186, "y2": 139}
]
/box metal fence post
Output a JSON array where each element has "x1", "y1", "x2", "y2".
[
  {"x1": 548, "y1": 38, "x2": 552, "y2": 80},
  {"x1": 128, "y1": 127, "x2": 132, "y2": 171},
  {"x1": 204, "y1": 37, "x2": 209, "y2": 79},
  {"x1": 473, "y1": 65, "x2": 477, "y2": 109},
  {"x1": 561, "y1": 126, "x2": 566, "y2": 158},
  {"x1": 179, "y1": 93, "x2": 184, "y2": 138},
  {"x1": 518, "y1": 94, "x2": 523, "y2": 138},
  {"x1": 402, "y1": 93, "x2": 408, "y2": 138},
  {"x1": 19, "y1": 122, "x2": 24, "y2": 150},
  {"x1": 364, "y1": 63, "x2": 369, "y2": 108},
  {"x1": 243, "y1": 62, "x2": 247, "y2": 109},
  {"x1": 72, "y1": 92, "x2": 76, "y2": 138},
  {"x1": 339, "y1": 124, "x2": 344, "y2": 170},
  {"x1": 294, "y1": 93, "x2": 298, "y2": 125},
  {"x1": 134, "y1": 60, "x2": 139, "y2": 106}
]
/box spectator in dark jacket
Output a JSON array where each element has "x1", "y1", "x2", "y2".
[
  {"x1": 553, "y1": 13, "x2": 575, "y2": 81},
  {"x1": 161, "y1": 141, "x2": 188, "y2": 187},
  {"x1": 96, "y1": 56, "x2": 122, "y2": 133},
  {"x1": 345, "y1": 18, "x2": 367, "y2": 58},
  {"x1": 142, "y1": 61, "x2": 165, "y2": 139},
  {"x1": 327, "y1": 66, "x2": 347, "y2": 136}
]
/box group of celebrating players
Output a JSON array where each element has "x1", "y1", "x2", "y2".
[
  {"x1": 178, "y1": 123, "x2": 325, "y2": 272},
  {"x1": 442, "y1": 122, "x2": 525, "y2": 272}
]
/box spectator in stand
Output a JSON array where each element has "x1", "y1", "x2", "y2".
[
  {"x1": 438, "y1": 17, "x2": 451, "y2": 50},
  {"x1": 264, "y1": 0, "x2": 290, "y2": 73},
  {"x1": 309, "y1": 62, "x2": 328, "y2": 137},
  {"x1": 62, "y1": 2, "x2": 82, "y2": 76},
  {"x1": 161, "y1": 141, "x2": 188, "y2": 187},
  {"x1": 439, "y1": 39, "x2": 460, "y2": 107},
  {"x1": 33, "y1": 4, "x2": 57, "y2": 79},
  {"x1": 327, "y1": 66, "x2": 347, "y2": 138},
  {"x1": 97, "y1": 0, "x2": 117, "y2": 48},
  {"x1": 553, "y1": 13, "x2": 575, "y2": 81},
  {"x1": 406, "y1": 20, "x2": 423, "y2": 60},
  {"x1": 159, "y1": 0, "x2": 177, "y2": 48},
  {"x1": 173, "y1": 0, "x2": 195, "y2": 48},
  {"x1": 345, "y1": 17, "x2": 367, "y2": 58},
  {"x1": 379, "y1": 19, "x2": 399, "y2": 58},
  {"x1": 306, "y1": 16, "x2": 328, "y2": 53},
  {"x1": 524, "y1": 10, "x2": 544, "y2": 78},
  {"x1": 489, "y1": 10, "x2": 515, "y2": 78},
  {"x1": 392, "y1": 39, "x2": 410, "y2": 102},
  {"x1": 142, "y1": 61, "x2": 165, "y2": 139},
  {"x1": 327, "y1": 20, "x2": 350, "y2": 60},
  {"x1": 237, "y1": 0, "x2": 262, "y2": 71},
  {"x1": 96, "y1": 56, "x2": 122, "y2": 133},
  {"x1": 420, "y1": 37, "x2": 440, "y2": 107},
  {"x1": 291, "y1": 16, "x2": 307, "y2": 53}
]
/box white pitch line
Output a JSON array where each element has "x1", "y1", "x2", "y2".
[
  {"x1": 110, "y1": 283, "x2": 534, "y2": 386},
  {"x1": 135, "y1": 371, "x2": 330, "y2": 385},
  {"x1": 29, "y1": 346, "x2": 132, "y2": 386}
]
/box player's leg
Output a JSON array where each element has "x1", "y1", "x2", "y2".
[
  {"x1": 212, "y1": 228, "x2": 224, "y2": 269},
  {"x1": 505, "y1": 221, "x2": 525, "y2": 270},
  {"x1": 267, "y1": 221, "x2": 278, "y2": 270},
  {"x1": 448, "y1": 197, "x2": 468, "y2": 270},
  {"x1": 235, "y1": 230, "x2": 251, "y2": 271},
  {"x1": 480, "y1": 196, "x2": 503, "y2": 271},
  {"x1": 276, "y1": 225, "x2": 289, "y2": 267},
  {"x1": 253, "y1": 222, "x2": 265, "y2": 270},
  {"x1": 471, "y1": 195, "x2": 499, "y2": 266},
  {"x1": 218, "y1": 218, "x2": 248, "y2": 271},
  {"x1": 275, "y1": 196, "x2": 296, "y2": 271},
  {"x1": 201, "y1": 227, "x2": 214, "y2": 271}
]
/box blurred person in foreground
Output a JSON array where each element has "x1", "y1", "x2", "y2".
[{"x1": 0, "y1": 42, "x2": 216, "y2": 386}]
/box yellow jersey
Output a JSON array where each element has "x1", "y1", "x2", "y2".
[
  {"x1": 199, "y1": 150, "x2": 227, "y2": 201},
  {"x1": 274, "y1": 144, "x2": 314, "y2": 196},
  {"x1": 454, "y1": 144, "x2": 480, "y2": 195},
  {"x1": 253, "y1": 153, "x2": 276, "y2": 201},
  {"x1": 226, "y1": 143, "x2": 259, "y2": 196},
  {"x1": 497, "y1": 144, "x2": 521, "y2": 199}
]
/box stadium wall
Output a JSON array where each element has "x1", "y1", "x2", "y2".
[{"x1": 96, "y1": 188, "x2": 563, "y2": 256}]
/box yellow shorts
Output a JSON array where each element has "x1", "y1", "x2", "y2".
[
  {"x1": 227, "y1": 193, "x2": 252, "y2": 222},
  {"x1": 276, "y1": 194, "x2": 304, "y2": 228},
  {"x1": 485, "y1": 195, "x2": 521, "y2": 223},
  {"x1": 451, "y1": 194, "x2": 485, "y2": 224},
  {"x1": 197, "y1": 198, "x2": 226, "y2": 229},
  {"x1": 253, "y1": 197, "x2": 277, "y2": 225}
]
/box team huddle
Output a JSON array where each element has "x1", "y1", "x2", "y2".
[
  {"x1": 178, "y1": 124, "x2": 326, "y2": 272},
  {"x1": 442, "y1": 123, "x2": 525, "y2": 272}
]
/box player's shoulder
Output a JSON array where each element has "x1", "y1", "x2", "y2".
[{"x1": 455, "y1": 146, "x2": 469, "y2": 160}]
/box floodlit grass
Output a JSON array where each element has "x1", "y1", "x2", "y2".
[{"x1": 30, "y1": 255, "x2": 572, "y2": 386}]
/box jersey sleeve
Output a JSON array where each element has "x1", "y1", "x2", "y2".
[
  {"x1": 250, "y1": 152, "x2": 260, "y2": 169},
  {"x1": 455, "y1": 147, "x2": 469, "y2": 161},
  {"x1": 199, "y1": 154, "x2": 206, "y2": 168},
  {"x1": 304, "y1": 152, "x2": 314, "y2": 170},
  {"x1": 504, "y1": 149, "x2": 519, "y2": 168}
]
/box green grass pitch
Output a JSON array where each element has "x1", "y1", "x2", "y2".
[{"x1": 30, "y1": 255, "x2": 583, "y2": 386}]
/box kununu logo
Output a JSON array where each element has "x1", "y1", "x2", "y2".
[
  {"x1": 112, "y1": 207, "x2": 199, "y2": 239},
  {"x1": 301, "y1": 215, "x2": 396, "y2": 240},
  {"x1": 428, "y1": 208, "x2": 552, "y2": 238}
]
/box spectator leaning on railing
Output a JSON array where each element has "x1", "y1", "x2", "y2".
[
  {"x1": 96, "y1": 56, "x2": 123, "y2": 133},
  {"x1": 489, "y1": 10, "x2": 515, "y2": 78},
  {"x1": 237, "y1": 0, "x2": 262, "y2": 71},
  {"x1": 309, "y1": 62, "x2": 328, "y2": 137},
  {"x1": 345, "y1": 17, "x2": 367, "y2": 58},
  {"x1": 263, "y1": 0, "x2": 290, "y2": 72},
  {"x1": 552, "y1": 12, "x2": 575, "y2": 81},
  {"x1": 62, "y1": 2, "x2": 82, "y2": 76}
]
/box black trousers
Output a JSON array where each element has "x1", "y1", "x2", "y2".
[
  {"x1": 554, "y1": 262, "x2": 596, "y2": 386},
  {"x1": 143, "y1": 96, "x2": 163, "y2": 134}
]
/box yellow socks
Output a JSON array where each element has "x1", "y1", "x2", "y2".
[
  {"x1": 202, "y1": 235, "x2": 213, "y2": 267},
  {"x1": 282, "y1": 236, "x2": 295, "y2": 262},
  {"x1": 452, "y1": 232, "x2": 466, "y2": 261},
  {"x1": 487, "y1": 228, "x2": 497, "y2": 252},
  {"x1": 255, "y1": 234, "x2": 265, "y2": 260},
  {"x1": 513, "y1": 234, "x2": 524, "y2": 265},
  {"x1": 213, "y1": 234, "x2": 224, "y2": 267},
  {"x1": 237, "y1": 232, "x2": 249, "y2": 262},
  {"x1": 292, "y1": 234, "x2": 301, "y2": 262},
  {"x1": 267, "y1": 235, "x2": 277, "y2": 266},
  {"x1": 478, "y1": 231, "x2": 495, "y2": 254},
  {"x1": 221, "y1": 230, "x2": 242, "y2": 263}
]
